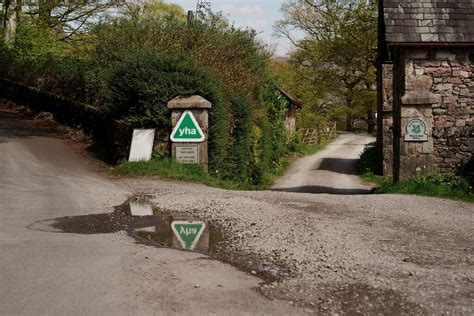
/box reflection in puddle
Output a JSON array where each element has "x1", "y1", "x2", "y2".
[
  {"x1": 131, "y1": 214, "x2": 224, "y2": 255},
  {"x1": 129, "y1": 199, "x2": 154, "y2": 217},
  {"x1": 29, "y1": 196, "x2": 285, "y2": 282}
]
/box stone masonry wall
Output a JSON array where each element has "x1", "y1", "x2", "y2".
[
  {"x1": 381, "y1": 63, "x2": 394, "y2": 176},
  {"x1": 404, "y1": 48, "x2": 473, "y2": 176}
]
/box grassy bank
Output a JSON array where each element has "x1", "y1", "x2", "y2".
[
  {"x1": 116, "y1": 135, "x2": 337, "y2": 191},
  {"x1": 357, "y1": 143, "x2": 474, "y2": 202}
]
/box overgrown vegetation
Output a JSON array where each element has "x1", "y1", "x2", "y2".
[
  {"x1": 357, "y1": 143, "x2": 474, "y2": 202},
  {"x1": 0, "y1": 1, "x2": 313, "y2": 187}
]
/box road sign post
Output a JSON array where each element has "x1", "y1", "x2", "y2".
[{"x1": 167, "y1": 96, "x2": 211, "y2": 171}]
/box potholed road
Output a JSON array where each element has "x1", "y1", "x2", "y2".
[
  {"x1": 0, "y1": 106, "x2": 303, "y2": 315},
  {"x1": 1, "y1": 104, "x2": 472, "y2": 315}
]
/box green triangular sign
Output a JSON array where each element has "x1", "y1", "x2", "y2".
[
  {"x1": 170, "y1": 111, "x2": 205, "y2": 143},
  {"x1": 171, "y1": 221, "x2": 206, "y2": 250}
]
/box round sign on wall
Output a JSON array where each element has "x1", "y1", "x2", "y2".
[{"x1": 404, "y1": 118, "x2": 429, "y2": 142}]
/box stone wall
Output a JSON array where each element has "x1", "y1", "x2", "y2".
[
  {"x1": 403, "y1": 49, "x2": 473, "y2": 177},
  {"x1": 381, "y1": 63, "x2": 394, "y2": 175}
]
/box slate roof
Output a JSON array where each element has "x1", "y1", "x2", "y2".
[
  {"x1": 277, "y1": 86, "x2": 303, "y2": 109},
  {"x1": 383, "y1": 0, "x2": 474, "y2": 43}
]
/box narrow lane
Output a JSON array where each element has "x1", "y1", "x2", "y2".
[{"x1": 272, "y1": 132, "x2": 376, "y2": 194}]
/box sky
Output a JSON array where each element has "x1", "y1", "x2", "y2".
[{"x1": 167, "y1": 0, "x2": 296, "y2": 56}]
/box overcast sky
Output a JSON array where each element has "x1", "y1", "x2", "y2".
[{"x1": 167, "y1": 0, "x2": 296, "y2": 56}]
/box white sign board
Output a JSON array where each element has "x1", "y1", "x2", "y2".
[
  {"x1": 176, "y1": 145, "x2": 199, "y2": 164},
  {"x1": 129, "y1": 129, "x2": 155, "y2": 162},
  {"x1": 404, "y1": 118, "x2": 429, "y2": 142}
]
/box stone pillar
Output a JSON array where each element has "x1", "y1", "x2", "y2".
[
  {"x1": 399, "y1": 91, "x2": 440, "y2": 180},
  {"x1": 167, "y1": 95, "x2": 211, "y2": 171}
]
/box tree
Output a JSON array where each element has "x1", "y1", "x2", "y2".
[
  {"x1": 3, "y1": 0, "x2": 21, "y2": 45},
  {"x1": 21, "y1": 0, "x2": 124, "y2": 39},
  {"x1": 275, "y1": 0, "x2": 377, "y2": 132}
]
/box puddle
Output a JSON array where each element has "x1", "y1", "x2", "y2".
[
  {"x1": 28, "y1": 196, "x2": 286, "y2": 282},
  {"x1": 131, "y1": 212, "x2": 224, "y2": 256},
  {"x1": 129, "y1": 198, "x2": 154, "y2": 216}
]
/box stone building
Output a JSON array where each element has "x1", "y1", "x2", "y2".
[{"x1": 377, "y1": 0, "x2": 473, "y2": 181}]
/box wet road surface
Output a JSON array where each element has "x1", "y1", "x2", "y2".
[{"x1": 0, "y1": 106, "x2": 304, "y2": 315}]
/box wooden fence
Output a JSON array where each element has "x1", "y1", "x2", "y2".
[{"x1": 299, "y1": 122, "x2": 337, "y2": 145}]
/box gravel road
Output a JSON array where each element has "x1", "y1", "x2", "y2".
[
  {"x1": 272, "y1": 132, "x2": 376, "y2": 194},
  {"x1": 2, "y1": 101, "x2": 473, "y2": 315},
  {"x1": 122, "y1": 178, "x2": 474, "y2": 315}
]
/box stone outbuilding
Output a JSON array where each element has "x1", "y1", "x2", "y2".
[{"x1": 377, "y1": 0, "x2": 473, "y2": 181}]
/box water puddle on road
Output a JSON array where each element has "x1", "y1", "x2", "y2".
[
  {"x1": 28, "y1": 195, "x2": 285, "y2": 282},
  {"x1": 130, "y1": 207, "x2": 225, "y2": 257}
]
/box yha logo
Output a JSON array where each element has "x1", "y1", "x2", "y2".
[{"x1": 178, "y1": 127, "x2": 197, "y2": 137}]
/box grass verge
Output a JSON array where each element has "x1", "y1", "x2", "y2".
[
  {"x1": 115, "y1": 135, "x2": 337, "y2": 191},
  {"x1": 116, "y1": 159, "x2": 244, "y2": 190},
  {"x1": 357, "y1": 143, "x2": 474, "y2": 202}
]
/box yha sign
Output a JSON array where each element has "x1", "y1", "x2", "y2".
[{"x1": 170, "y1": 111, "x2": 205, "y2": 143}]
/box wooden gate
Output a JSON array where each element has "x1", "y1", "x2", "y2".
[{"x1": 299, "y1": 122, "x2": 337, "y2": 145}]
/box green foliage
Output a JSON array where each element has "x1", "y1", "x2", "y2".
[
  {"x1": 248, "y1": 122, "x2": 270, "y2": 186},
  {"x1": 356, "y1": 141, "x2": 380, "y2": 175},
  {"x1": 275, "y1": 0, "x2": 378, "y2": 131},
  {"x1": 106, "y1": 52, "x2": 229, "y2": 174},
  {"x1": 265, "y1": 89, "x2": 290, "y2": 164},
  {"x1": 0, "y1": 24, "x2": 95, "y2": 102},
  {"x1": 91, "y1": 10, "x2": 271, "y2": 101},
  {"x1": 221, "y1": 94, "x2": 252, "y2": 183},
  {"x1": 375, "y1": 173, "x2": 474, "y2": 202},
  {"x1": 116, "y1": 159, "x2": 247, "y2": 190},
  {"x1": 357, "y1": 144, "x2": 473, "y2": 201},
  {"x1": 0, "y1": 3, "x2": 294, "y2": 188}
]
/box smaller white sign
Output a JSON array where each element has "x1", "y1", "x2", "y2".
[
  {"x1": 129, "y1": 129, "x2": 155, "y2": 162},
  {"x1": 404, "y1": 118, "x2": 429, "y2": 142}
]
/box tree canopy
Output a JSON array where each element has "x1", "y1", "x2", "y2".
[{"x1": 275, "y1": 0, "x2": 378, "y2": 132}]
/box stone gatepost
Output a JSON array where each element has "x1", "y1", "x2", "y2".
[
  {"x1": 167, "y1": 95, "x2": 211, "y2": 171},
  {"x1": 398, "y1": 91, "x2": 441, "y2": 180}
]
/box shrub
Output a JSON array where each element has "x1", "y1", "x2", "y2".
[
  {"x1": 221, "y1": 94, "x2": 252, "y2": 182},
  {"x1": 356, "y1": 142, "x2": 379, "y2": 175},
  {"x1": 106, "y1": 52, "x2": 229, "y2": 173}
]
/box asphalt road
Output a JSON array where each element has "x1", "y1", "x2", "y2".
[
  {"x1": 0, "y1": 106, "x2": 303, "y2": 315},
  {"x1": 272, "y1": 133, "x2": 375, "y2": 194}
]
